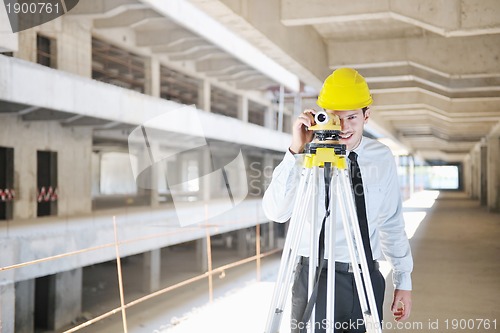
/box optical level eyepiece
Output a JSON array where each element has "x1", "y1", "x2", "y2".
[{"x1": 315, "y1": 111, "x2": 329, "y2": 125}]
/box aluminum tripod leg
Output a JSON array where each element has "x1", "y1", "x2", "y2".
[
  {"x1": 337, "y1": 169, "x2": 382, "y2": 333},
  {"x1": 307, "y1": 166, "x2": 319, "y2": 332},
  {"x1": 325, "y1": 169, "x2": 337, "y2": 333},
  {"x1": 264, "y1": 167, "x2": 317, "y2": 333}
]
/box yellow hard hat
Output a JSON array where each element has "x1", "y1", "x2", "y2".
[{"x1": 316, "y1": 68, "x2": 373, "y2": 110}]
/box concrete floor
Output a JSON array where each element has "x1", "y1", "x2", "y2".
[
  {"x1": 383, "y1": 191, "x2": 500, "y2": 332},
  {"x1": 62, "y1": 191, "x2": 500, "y2": 332}
]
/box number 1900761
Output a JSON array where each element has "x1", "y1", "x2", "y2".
[
  {"x1": 444, "y1": 319, "x2": 497, "y2": 330},
  {"x1": 5, "y1": 2, "x2": 60, "y2": 14}
]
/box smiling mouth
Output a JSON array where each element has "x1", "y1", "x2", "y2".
[{"x1": 340, "y1": 133, "x2": 352, "y2": 140}]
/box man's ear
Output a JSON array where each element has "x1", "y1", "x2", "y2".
[{"x1": 364, "y1": 107, "x2": 371, "y2": 123}]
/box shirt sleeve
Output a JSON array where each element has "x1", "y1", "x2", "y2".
[
  {"x1": 378, "y1": 155, "x2": 414, "y2": 290},
  {"x1": 262, "y1": 150, "x2": 303, "y2": 222}
]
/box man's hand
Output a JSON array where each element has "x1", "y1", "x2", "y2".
[
  {"x1": 290, "y1": 110, "x2": 315, "y2": 154},
  {"x1": 392, "y1": 289, "x2": 412, "y2": 321}
]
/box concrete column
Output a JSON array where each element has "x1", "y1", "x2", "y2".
[
  {"x1": 200, "y1": 148, "x2": 212, "y2": 201},
  {"x1": 409, "y1": 155, "x2": 415, "y2": 197},
  {"x1": 237, "y1": 229, "x2": 249, "y2": 257},
  {"x1": 198, "y1": 80, "x2": 211, "y2": 112},
  {"x1": 262, "y1": 154, "x2": 274, "y2": 195},
  {"x1": 0, "y1": 283, "x2": 15, "y2": 333},
  {"x1": 14, "y1": 29, "x2": 36, "y2": 63},
  {"x1": 264, "y1": 106, "x2": 275, "y2": 129},
  {"x1": 15, "y1": 279, "x2": 35, "y2": 333},
  {"x1": 487, "y1": 134, "x2": 500, "y2": 212},
  {"x1": 267, "y1": 222, "x2": 275, "y2": 250},
  {"x1": 196, "y1": 238, "x2": 208, "y2": 273},
  {"x1": 149, "y1": 142, "x2": 160, "y2": 208},
  {"x1": 480, "y1": 145, "x2": 488, "y2": 206},
  {"x1": 53, "y1": 269, "x2": 82, "y2": 330},
  {"x1": 144, "y1": 57, "x2": 161, "y2": 98},
  {"x1": 33, "y1": 269, "x2": 82, "y2": 331},
  {"x1": 277, "y1": 85, "x2": 285, "y2": 132},
  {"x1": 470, "y1": 147, "x2": 480, "y2": 200},
  {"x1": 463, "y1": 156, "x2": 472, "y2": 197},
  {"x1": 237, "y1": 95, "x2": 249, "y2": 123},
  {"x1": 136, "y1": 141, "x2": 160, "y2": 207},
  {"x1": 57, "y1": 17, "x2": 92, "y2": 77},
  {"x1": 142, "y1": 249, "x2": 161, "y2": 293}
]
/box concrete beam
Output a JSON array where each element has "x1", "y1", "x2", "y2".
[
  {"x1": 377, "y1": 108, "x2": 500, "y2": 124},
  {"x1": 282, "y1": 0, "x2": 390, "y2": 26},
  {"x1": 282, "y1": 0, "x2": 500, "y2": 36},
  {"x1": 141, "y1": 0, "x2": 301, "y2": 91},
  {"x1": 402, "y1": 136, "x2": 476, "y2": 149},
  {"x1": 136, "y1": 29, "x2": 200, "y2": 47},
  {"x1": 94, "y1": 9, "x2": 162, "y2": 28},
  {"x1": 69, "y1": 0, "x2": 148, "y2": 17},
  {"x1": 204, "y1": 65, "x2": 251, "y2": 78},
  {"x1": 0, "y1": 56, "x2": 291, "y2": 152},
  {"x1": 217, "y1": 69, "x2": 259, "y2": 81},
  {"x1": 328, "y1": 35, "x2": 500, "y2": 76},
  {"x1": 371, "y1": 89, "x2": 500, "y2": 114},
  {"x1": 236, "y1": 78, "x2": 275, "y2": 90},
  {"x1": 419, "y1": 152, "x2": 468, "y2": 162},
  {"x1": 169, "y1": 48, "x2": 224, "y2": 62},
  {"x1": 151, "y1": 41, "x2": 215, "y2": 55},
  {"x1": 196, "y1": 58, "x2": 244, "y2": 73},
  {"x1": 222, "y1": 73, "x2": 264, "y2": 84},
  {"x1": 365, "y1": 66, "x2": 500, "y2": 98}
]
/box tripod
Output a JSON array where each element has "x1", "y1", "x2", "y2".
[{"x1": 264, "y1": 113, "x2": 382, "y2": 333}]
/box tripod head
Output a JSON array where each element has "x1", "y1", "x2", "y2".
[
  {"x1": 308, "y1": 111, "x2": 342, "y2": 142},
  {"x1": 305, "y1": 111, "x2": 346, "y2": 157}
]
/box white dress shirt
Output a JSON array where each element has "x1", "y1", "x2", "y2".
[{"x1": 262, "y1": 136, "x2": 413, "y2": 290}]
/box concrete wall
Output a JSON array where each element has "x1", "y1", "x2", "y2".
[
  {"x1": 13, "y1": 15, "x2": 92, "y2": 77},
  {"x1": 0, "y1": 115, "x2": 93, "y2": 219},
  {"x1": 0, "y1": 114, "x2": 92, "y2": 219}
]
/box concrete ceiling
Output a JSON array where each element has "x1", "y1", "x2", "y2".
[
  {"x1": 57, "y1": 0, "x2": 500, "y2": 162},
  {"x1": 68, "y1": 0, "x2": 297, "y2": 93},
  {"x1": 185, "y1": 0, "x2": 500, "y2": 163}
]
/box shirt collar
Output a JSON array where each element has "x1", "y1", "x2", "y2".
[{"x1": 346, "y1": 136, "x2": 366, "y2": 157}]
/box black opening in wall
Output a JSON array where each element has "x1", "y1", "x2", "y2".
[
  {"x1": 0, "y1": 146, "x2": 14, "y2": 220},
  {"x1": 37, "y1": 151, "x2": 58, "y2": 217}
]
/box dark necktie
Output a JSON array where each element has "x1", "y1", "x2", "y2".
[{"x1": 348, "y1": 151, "x2": 374, "y2": 273}]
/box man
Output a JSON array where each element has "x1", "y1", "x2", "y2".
[{"x1": 262, "y1": 68, "x2": 413, "y2": 333}]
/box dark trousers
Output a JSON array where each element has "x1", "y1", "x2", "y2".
[{"x1": 291, "y1": 258, "x2": 385, "y2": 333}]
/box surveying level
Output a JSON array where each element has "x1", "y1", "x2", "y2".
[{"x1": 264, "y1": 112, "x2": 382, "y2": 333}]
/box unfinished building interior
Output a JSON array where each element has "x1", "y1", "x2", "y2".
[{"x1": 0, "y1": 0, "x2": 499, "y2": 332}]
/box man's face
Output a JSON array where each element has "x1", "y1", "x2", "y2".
[{"x1": 326, "y1": 108, "x2": 370, "y2": 151}]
